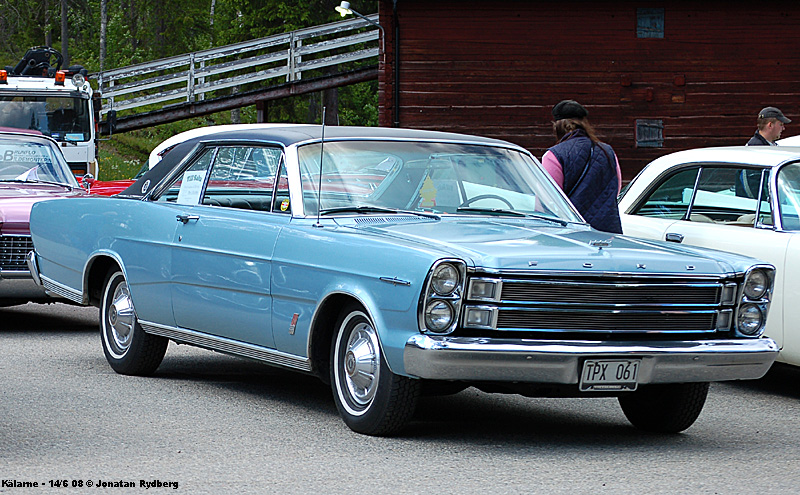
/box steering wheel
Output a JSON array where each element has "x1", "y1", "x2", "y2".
[{"x1": 459, "y1": 194, "x2": 515, "y2": 209}]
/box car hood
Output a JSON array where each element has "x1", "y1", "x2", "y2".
[
  {"x1": 0, "y1": 184, "x2": 85, "y2": 235},
  {"x1": 338, "y1": 216, "x2": 759, "y2": 276},
  {"x1": 86, "y1": 179, "x2": 134, "y2": 196}
]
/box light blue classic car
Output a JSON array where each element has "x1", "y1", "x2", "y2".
[{"x1": 28, "y1": 125, "x2": 778, "y2": 435}]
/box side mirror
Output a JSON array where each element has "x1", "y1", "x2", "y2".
[{"x1": 81, "y1": 173, "x2": 95, "y2": 192}]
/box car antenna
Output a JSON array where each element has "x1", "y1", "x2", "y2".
[{"x1": 314, "y1": 106, "x2": 326, "y2": 228}]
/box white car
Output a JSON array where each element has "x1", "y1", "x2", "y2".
[{"x1": 619, "y1": 145, "x2": 800, "y2": 367}]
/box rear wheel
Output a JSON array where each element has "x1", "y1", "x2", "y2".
[
  {"x1": 330, "y1": 304, "x2": 420, "y2": 436},
  {"x1": 100, "y1": 271, "x2": 167, "y2": 376},
  {"x1": 618, "y1": 382, "x2": 709, "y2": 433}
]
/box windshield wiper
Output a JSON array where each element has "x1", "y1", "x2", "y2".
[
  {"x1": 456, "y1": 206, "x2": 528, "y2": 217},
  {"x1": 320, "y1": 206, "x2": 401, "y2": 216},
  {"x1": 456, "y1": 207, "x2": 569, "y2": 226},
  {"x1": 320, "y1": 205, "x2": 439, "y2": 220},
  {"x1": 522, "y1": 213, "x2": 569, "y2": 227},
  {"x1": 0, "y1": 178, "x2": 73, "y2": 189}
]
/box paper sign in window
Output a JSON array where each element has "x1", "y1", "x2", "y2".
[{"x1": 177, "y1": 170, "x2": 207, "y2": 205}]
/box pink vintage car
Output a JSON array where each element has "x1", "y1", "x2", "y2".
[{"x1": 0, "y1": 130, "x2": 88, "y2": 305}]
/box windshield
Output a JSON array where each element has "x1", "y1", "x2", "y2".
[
  {"x1": 297, "y1": 140, "x2": 581, "y2": 222},
  {"x1": 0, "y1": 96, "x2": 91, "y2": 142},
  {"x1": 0, "y1": 135, "x2": 79, "y2": 186}
]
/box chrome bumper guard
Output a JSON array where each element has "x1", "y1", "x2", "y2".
[
  {"x1": 25, "y1": 250, "x2": 42, "y2": 286},
  {"x1": 404, "y1": 335, "x2": 778, "y2": 384}
]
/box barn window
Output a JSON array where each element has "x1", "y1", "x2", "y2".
[
  {"x1": 636, "y1": 119, "x2": 663, "y2": 148},
  {"x1": 637, "y1": 8, "x2": 664, "y2": 38}
]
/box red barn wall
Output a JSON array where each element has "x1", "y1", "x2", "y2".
[{"x1": 377, "y1": 0, "x2": 800, "y2": 179}]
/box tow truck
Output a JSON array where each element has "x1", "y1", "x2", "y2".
[{"x1": 0, "y1": 47, "x2": 100, "y2": 176}]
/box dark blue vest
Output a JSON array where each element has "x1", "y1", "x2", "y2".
[{"x1": 549, "y1": 131, "x2": 623, "y2": 234}]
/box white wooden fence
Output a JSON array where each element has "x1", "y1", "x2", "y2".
[{"x1": 93, "y1": 15, "x2": 379, "y2": 116}]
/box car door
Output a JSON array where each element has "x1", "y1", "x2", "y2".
[
  {"x1": 160, "y1": 144, "x2": 288, "y2": 348},
  {"x1": 621, "y1": 166, "x2": 699, "y2": 242},
  {"x1": 622, "y1": 164, "x2": 789, "y2": 347}
]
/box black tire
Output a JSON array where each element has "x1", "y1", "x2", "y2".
[
  {"x1": 100, "y1": 271, "x2": 167, "y2": 376},
  {"x1": 330, "y1": 304, "x2": 420, "y2": 436},
  {"x1": 618, "y1": 382, "x2": 710, "y2": 433}
]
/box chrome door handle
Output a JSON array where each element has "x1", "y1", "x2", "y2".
[
  {"x1": 665, "y1": 232, "x2": 684, "y2": 243},
  {"x1": 176, "y1": 214, "x2": 200, "y2": 224}
]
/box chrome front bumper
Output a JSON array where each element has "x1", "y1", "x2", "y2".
[{"x1": 404, "y1": 335, "x2": 778, "y2": 384}]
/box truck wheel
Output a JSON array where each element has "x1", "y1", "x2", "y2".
[
  {"x1": 100, "y1": 271, "x2": 167, "y2": 376},
  {"x1": 618, "y1": 382, "x2": 710, "y2": 433},
  {"x1": 330, "y1": 305, "x2": 420, "y2": 436}
]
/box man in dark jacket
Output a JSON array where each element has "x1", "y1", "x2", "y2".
[
  {"x1": 541, "y1": 100, "x2": 623, "y2": 234},
  {"x1": 746, "y1": 106, "x2": 791, "y2": 146}
]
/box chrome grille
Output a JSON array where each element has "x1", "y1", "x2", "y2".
[
  {"x1": 465, "y1": 275, "x2": 735, "y2": 334},
  {"x1": 496, "y1": 308, "x2": 717, "y2": 332},
  {"x1": 501, "y1": 280, "x2": 721, "y2": 305},
  {"x1": 0, "y1": 235, "x2": 34, "y2": 271}
]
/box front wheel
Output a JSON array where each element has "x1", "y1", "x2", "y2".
[
  {"x1": 100, "y1": 271, "x2": 167, "y2": 376},
  {"x1": 618, "y1": 382, "x2": 710, "y2": 433},
  {"x1": 330, "y1": 305, "x2": 420, "y2": 436}
]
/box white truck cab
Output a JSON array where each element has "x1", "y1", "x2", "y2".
[{"x1": 0, "y1": 47, "x2": 100, "y2": 176}]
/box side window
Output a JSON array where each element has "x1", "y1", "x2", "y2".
[
  {"x1": 202, "y1": 146, "x2": 282, "y2": 212},
  {"x1": 632, "y1": 167, "x2": 699, "y2": 219},
  {"x1": 153, "y1": 148, "x2": 215, "y2": 204},
  {"x1": 693, "y1": 167, "x2": 770, "y2": 226}
]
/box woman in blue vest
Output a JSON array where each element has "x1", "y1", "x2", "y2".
[{"x1": 541, "y1": 100, "x2": 623, "y2": 234}]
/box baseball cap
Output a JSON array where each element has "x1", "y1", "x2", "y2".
[
  {"x1": 758, "y1": 106, "x2": 791, "y2": 123},
  {"x1": 552, "y1": 100, "x2": 589, "y2": 121}
]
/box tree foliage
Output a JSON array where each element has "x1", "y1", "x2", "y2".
[
  {"x1": 1, "y1": 0, "x2": 379, "y2": 178},
  {"x1": 1, "y1": 0, "x2": 379, "y2": 126}
]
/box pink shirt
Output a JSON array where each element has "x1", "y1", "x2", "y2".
[{"x1": 542, "y1": 149, "x2": 622, "y2": 194}]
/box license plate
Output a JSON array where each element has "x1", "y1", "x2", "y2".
[{"x1": 580, "y1": 359, "x2": 640, "y2": 392}]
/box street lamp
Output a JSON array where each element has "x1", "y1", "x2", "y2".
[{"x1": 335, "y1": 1, "x2": 384, "y2": 60}]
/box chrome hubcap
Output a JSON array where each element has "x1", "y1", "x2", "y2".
[
  {"x1": 343, "y1": 322, "x2": 380, "y2": 406},
  {"x1": 108, "y1": 281, "x2": 135, "y2": 352}
]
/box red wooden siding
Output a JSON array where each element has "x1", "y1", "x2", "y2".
[{"x1": 377, "y1": 0, "x2": 800, "y2": 179}]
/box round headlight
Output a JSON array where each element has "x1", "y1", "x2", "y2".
[
  {"x1": 431, "y1": 263, "x2": 459, "y2": 295},
  {"x1": 72, "y1": 73, "x2": 86, "y2": 87},
  {"x1": 737, "y1": 303, "x2": 764, "y2": 335},
  {"x1": 425, "y1": 301, "x2": 454, "y2": 332},
  {"x1": 744, "y1": 269, "x2": 768, "y2": 300}
]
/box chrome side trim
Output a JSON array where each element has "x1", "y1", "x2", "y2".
[
  {"x1": 40, "y1": 275, "x2": 84, "y2": 304},
  {"x1": 139, "y1": 320, "x2": 312, "y2": 372},
  {"x1": 404, "y1": 335, "x2": 778, "y2": 384}
]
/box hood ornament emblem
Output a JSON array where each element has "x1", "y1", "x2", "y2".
[
  {"x1": 637, "y1": 263, "x2": 647, "y2": 269},
  {"x1": 589, "y1": 238, "x2": 613, "y2": 249}
]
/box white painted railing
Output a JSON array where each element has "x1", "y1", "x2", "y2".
[{"x1": 92, "y1": 15, "x2": 379, "y2": 116}]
